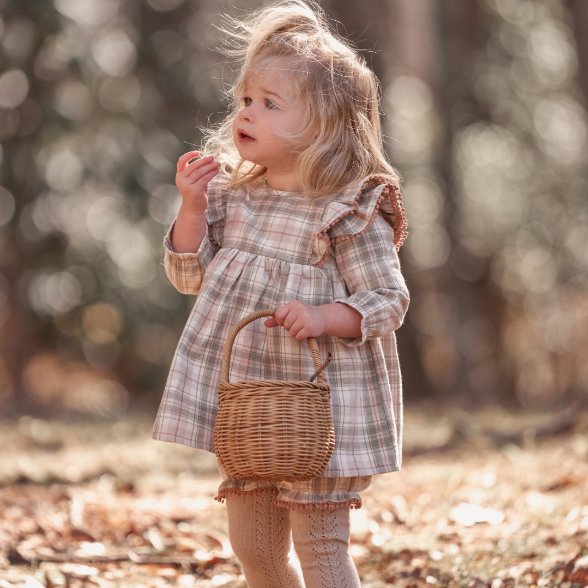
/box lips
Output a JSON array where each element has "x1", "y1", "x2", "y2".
[{"x1": 237, "y1": 129, "x2": 255, "y2": 142}]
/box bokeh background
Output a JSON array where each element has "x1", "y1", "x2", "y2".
[{"x1": 1, "y1": 0, "x2": 587, "y2": 420}]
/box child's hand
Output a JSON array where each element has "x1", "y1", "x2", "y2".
[
  {"x1": 176, "y1": 151, "x2": 220, "y2": 215},
  {"x1": 264, "y1": 301, "x2": 327, "y2": 342}
]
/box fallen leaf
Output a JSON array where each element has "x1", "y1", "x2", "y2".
[{"x1": 564, "y1": 553, "x2": 588, "y2": 584}]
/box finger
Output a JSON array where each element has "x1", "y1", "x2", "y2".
[
  {"x1": 264, "y1": 318, "x2": 277, "y2": 327},
  {"x1": 177, "y1": 151, "x2": 200, "y2": 172},
  {"x1": 293, "y1": 317, "x2": 309, "y2": 336},
  {"x1": 299, "y1": 323, "x2": 317, "y2": 341},
  {"x1": 282, "y1": 314, "x2": 296, "y2": 331},
  {"x1": 295, "y1": 330, "x2": 308, "y2": 341},
  {"x1": 289, "y1": 323, "x2": 303, "y2": 339},
  {"x1": 184, "y1": 166, "x2": 219, "y2": 190},
  {"x1": 185, "y1": 156, "x2": 218, "y2": 177},
  {"x1": 274, "y1": 306, "x2": 290, "y2": 326},
  {"x1": 180, "y1": 156, "x2": 212, "y2": 177},
  {"x1": 284, "y1": 309, "x2": 306, "y2": 332},
  {"x1": 291, "y1": 324, "x2": 309, "y2": 341},
  {"x1": 182, "y1": 166, "x2": 220, "y2": 191},
  {"x1": 178, "y1": 154, "x2": 214, "y2": 176},
  {"x1": 187, "y1": 160, "x2": 220, "y2": 180}
]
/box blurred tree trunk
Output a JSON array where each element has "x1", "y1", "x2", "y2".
[
  {"x1": 567, "y1": 0, "x2": 588, "y2": 102},
  {"x1": 386, "y1": 0, "x2": 446, "y2": 400},
  {"x1": 435, "y1": 1, "x2": 512, "y2": 403},
  {"x1": 0, "y1": 168, "x2": 46, "y2": 416},
  {"x1": 391, "y1": 0, "x2": 488, "y2": 402}
]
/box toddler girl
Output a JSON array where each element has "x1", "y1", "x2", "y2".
[{"x1": 153, "y1": 1, "x2": 409, "y2": 586}]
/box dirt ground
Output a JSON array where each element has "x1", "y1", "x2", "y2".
[{"x1": 1, "y1": 403, "x2": 587, "y2": 587}]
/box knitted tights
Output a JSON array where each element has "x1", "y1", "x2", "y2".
[{"x1": 225, "y1": 493, "x2": 361, "y2": 588}]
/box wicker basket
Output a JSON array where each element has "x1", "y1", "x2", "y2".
[{"x1": 214, "y1": 309, "x2": 335, "y2": 482}]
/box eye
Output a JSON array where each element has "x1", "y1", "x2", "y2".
[
  {"x1": 265, "y1": 98, "x2": 278, "y2": 109},
  {"x1": 243, "y1": 97, "x2": 252, "y2": 106}
]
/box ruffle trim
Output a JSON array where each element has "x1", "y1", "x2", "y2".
[
  {"x1": 215, "y1": 488, "x2": 279, "y2": 503},
  {"x1": 274, "y1": 498, "x2": 362, "y2": 511},
  {"x1": 214, "y1": 488, "x2": 362, "y2": 511},
  {"x1": 207, "y1": 225, "x2": 221, "y2": 250},
  {"x1": 313, "y1": 175, "x2": 408, "y2": 269}
]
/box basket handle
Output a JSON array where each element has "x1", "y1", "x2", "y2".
[{"x1": 221, "y1": 308, "x2": 329, "y2": 386}]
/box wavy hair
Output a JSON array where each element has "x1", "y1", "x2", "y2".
[{"x1": 201, "y1": 0, "x2": 400, "y2": 198}]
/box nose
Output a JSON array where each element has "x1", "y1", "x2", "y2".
[{"x1": 239, "y1": 107, "x2": 252, "y2": 122}]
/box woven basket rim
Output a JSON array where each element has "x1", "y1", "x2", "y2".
[{"x1": 218, "y1": 380, "x2": 331, "y2": 389}]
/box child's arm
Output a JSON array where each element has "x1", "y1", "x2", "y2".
[
  {"x1": 171, "y1": 152, "x2": 220, "y2": 253},
  {"x1": 327, "y1": 214, "x2": 409, "y2": 346},
  {"x1": 163, "y1": 152, "x2": 221, "y2": 295},
  {"x1": 266, "y1": 214, "x2": 409, "y2": 344}
]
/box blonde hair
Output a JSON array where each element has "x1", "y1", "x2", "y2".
[{"x1": 202, "y1": 0, "x2": 400, "y2": 198}]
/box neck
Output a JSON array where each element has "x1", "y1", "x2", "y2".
[{"x1": 265, "y1": 169, "x2": 302, "y2": 192}]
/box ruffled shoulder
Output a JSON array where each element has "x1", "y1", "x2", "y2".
[{"x1": 316, "y1": 175, "x2": 408, "y2": 265}]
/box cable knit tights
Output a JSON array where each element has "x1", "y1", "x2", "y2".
[{"x1": 226, "y1": 493, "x2": 361, "y2": 588}]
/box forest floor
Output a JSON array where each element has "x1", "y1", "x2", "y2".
[{"x1": 0, "y1": 402, "x2": 587, "y2": 588}]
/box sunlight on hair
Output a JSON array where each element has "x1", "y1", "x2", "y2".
[{"x1": 200, "y1": 0, "x2": 400, "y2": 198}]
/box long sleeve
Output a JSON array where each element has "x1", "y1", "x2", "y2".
[
  {"x1": 331, "y1": 214, "x2": 409, "y2": 347},
  {"x1": 162, "y1": 170, "x2": 228, "y2": 295},
  {"x1": 163, "y1": 220, "x2": 219, "y2": 295}
]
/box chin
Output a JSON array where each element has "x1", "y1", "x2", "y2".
[{"x1": 237, "y1": 153, "x2": 264, "y2": 168}]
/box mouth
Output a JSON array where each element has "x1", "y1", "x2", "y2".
[{"x1": 238, "y1": 130, "x2": 255, "y2": 142}]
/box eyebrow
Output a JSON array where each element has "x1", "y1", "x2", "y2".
[{"x1": 260, "y1": 88, "x2": 284, "y2": 100}]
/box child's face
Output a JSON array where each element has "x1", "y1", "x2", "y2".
[{"x1": 233, "y1": 69, "x2": 310, "y2": 173}]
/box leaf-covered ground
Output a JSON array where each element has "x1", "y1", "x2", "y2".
[{"x1": 1, "y1": 403, "x2": 587, "y2": 587}]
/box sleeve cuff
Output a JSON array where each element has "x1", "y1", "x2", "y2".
[
  {"x1": 332, "y1": 299, "x2": 371, "y2": 347},
  {"x1": 332, "y1": 288, "x2": 408, "y2": 347},
  {"x1": 162, "y1": 218, "x2": 217, "y2": 295}
]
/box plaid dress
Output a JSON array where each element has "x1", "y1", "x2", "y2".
[{"x1": 152, "y1": 171, "x2": 409, "y2": 479}]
